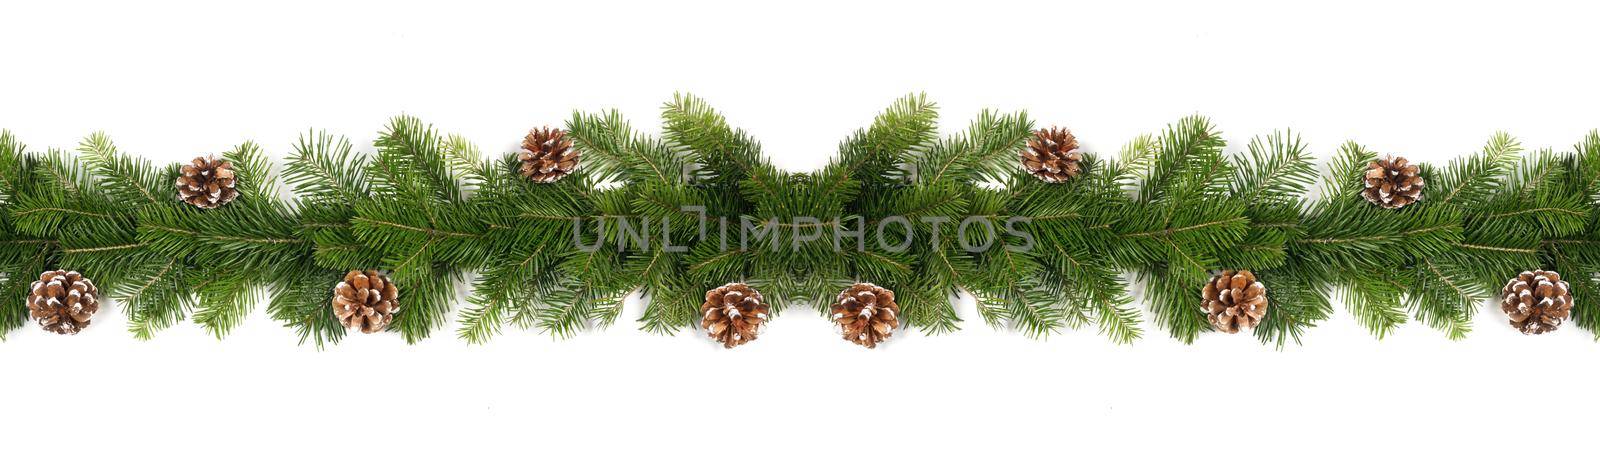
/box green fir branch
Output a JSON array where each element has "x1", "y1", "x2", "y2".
[{"x1": 1, "y1": 98, "x2": 1598, "y2": 350}]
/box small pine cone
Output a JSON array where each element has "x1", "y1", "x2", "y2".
[
  {"x1": 176, "y1": 155, "x2": 239, "y2": 209},
  {"x1": 1200, "y1": 270, "x2": 1268, "y2": 334},
  {"x1": 1500, "y1": 270, "x2": 1573, "y2": 335},
  {"x1": 1361, "y1": 155, "x2": 1424, "y2": 209},
  {"x1": 518, "y1": 127, "x2": 578, "y2": 183},
  {"x1": 26, "y1": 270, "x2": 100, "y2": 335},
  {"x1": 1022, "y1": 127, "x2": 1082, "y2": 183},
  {"x1": 831, "y1": 283, "x2": 900, "y2": 348},
  {"x1": 332, "y1": 270, "x2": 400, "y2": 334},
  {"x1": 700, "y1": 282, "x2": 771, "y2": 349}
]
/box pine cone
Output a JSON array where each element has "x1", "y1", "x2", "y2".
[
  {"x1": 1200, "y1": 270, "x2": 1268, "y2": 334},
  {"x1": 1022, "y1": 127, "x2": 1082, "y2": 183},
  {"x1": 176, "y1": 155, "x2": 239, "y2": 209},
  {"x1": 1361, "y1": 155, "x2": 1424, "y2": 209},
  {"x1": 518, "y1": 127, "x2": 578, "y2": 183},
  {"x1": 332, "y1": 270, "x2": 399, "y2": 334},
  {"x1": 831, "y1": 283, "x2": 900, "y2": 348},
  {"x1": 700, "y1": 282, "x2": 770, "y2": 349},
  {"x1": 1500, "y1": 270, "x2": 1573, "y2": 335},
  {"x1": 26, "y1": 270, "x2": 99, "y2": 335}
]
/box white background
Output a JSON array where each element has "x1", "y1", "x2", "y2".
[{"x1": 3, "y1": 0, "x2": 1599, "y2": 456}]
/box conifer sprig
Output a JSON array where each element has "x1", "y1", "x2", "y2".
[{"x1": 1, "y1": 97, "x2": 1598, "y2": 348}]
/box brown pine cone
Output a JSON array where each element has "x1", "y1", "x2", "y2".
[
  {"x1": 518, "y1": 127, "x2": 578, "y2": 183},
  {"x1": 176, "y1": 155, "x2": 239, "y2": 209},
  {"x1": 1500, "y1": 270, "x2": 1573, "y2": 335},
  {"x1": 1022, "y1": 127, "x2": 1082, "y2": 183},
  {"x1": 26, "y1": 270, "x2": 100, "y2": 335},
  {"x1": 831, "y1": 283, "x2": 900, "y2": 348},
  {"x1": 1200, "y1": 270, "x2": 1268, "y2": 334},
  {"x1": 700, "y1": 282, "x2": 770, "y2": 349},
  {"x1": 1361, "y1": 155, "x2": 1424, "y2": 209},
  {"x1": 332, "y1": 270, "x2": 400, "y2": 334}
]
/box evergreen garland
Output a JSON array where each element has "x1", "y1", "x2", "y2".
[{"x1": 2, "y1": 93, "x2": 1597, "y2": 348}]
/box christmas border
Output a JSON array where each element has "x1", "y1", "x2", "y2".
[{"x1": 3, "y1": 93, "x2": 1596, "y2": 348}]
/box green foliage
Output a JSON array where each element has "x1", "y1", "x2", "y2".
[
  {"x1": 2, "y1": 100, "x2": 1599, "y2": 349},
  {"x1": 0, "y1": 131, "x2": 56, "y2": 338}
]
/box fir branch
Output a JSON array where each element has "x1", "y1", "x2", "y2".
[
  {"x1": 4, "y1": 100, "x2": 1600, "y2": 349},
  {"x1": 914, "y1": 110, "x2": 1033, "y2": 186},
  {"x1": 1433, "y1": 132, "x2": 1520, "y2": 207},
  {"x1": 191, "y1": 272, "x2": 261, "y2": 339},
  {"x1": 1340, "y1": 275, "x2": 1409, "y2": 339},
  {"x1": 265, "y1": 266, "x2": 345, "y2": 348},
  {"x1": 223, "y1": 141, "x2": 279, "y2": 200},
  {"x1": 1230, "y1": 130, "x2": 1316, "y2": 205},
  {"x1": 285, "y1": 130, "x2": 370, "y2": 205},
  {"x1": 371, "y1": 115, "x2": 464, "y2": 203},
  {"x1": 661, "y1": 92, "x2": 779, "y2": 201},
  {"x1": 0, "y1": 130, "x2": 29, "y2": 203},
  {"x1": 568, "y1": 110, "x2": 686, "y2": 187},
  {"x1": 78, "y1": 132, "x2": 169, "y2": 207}
]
